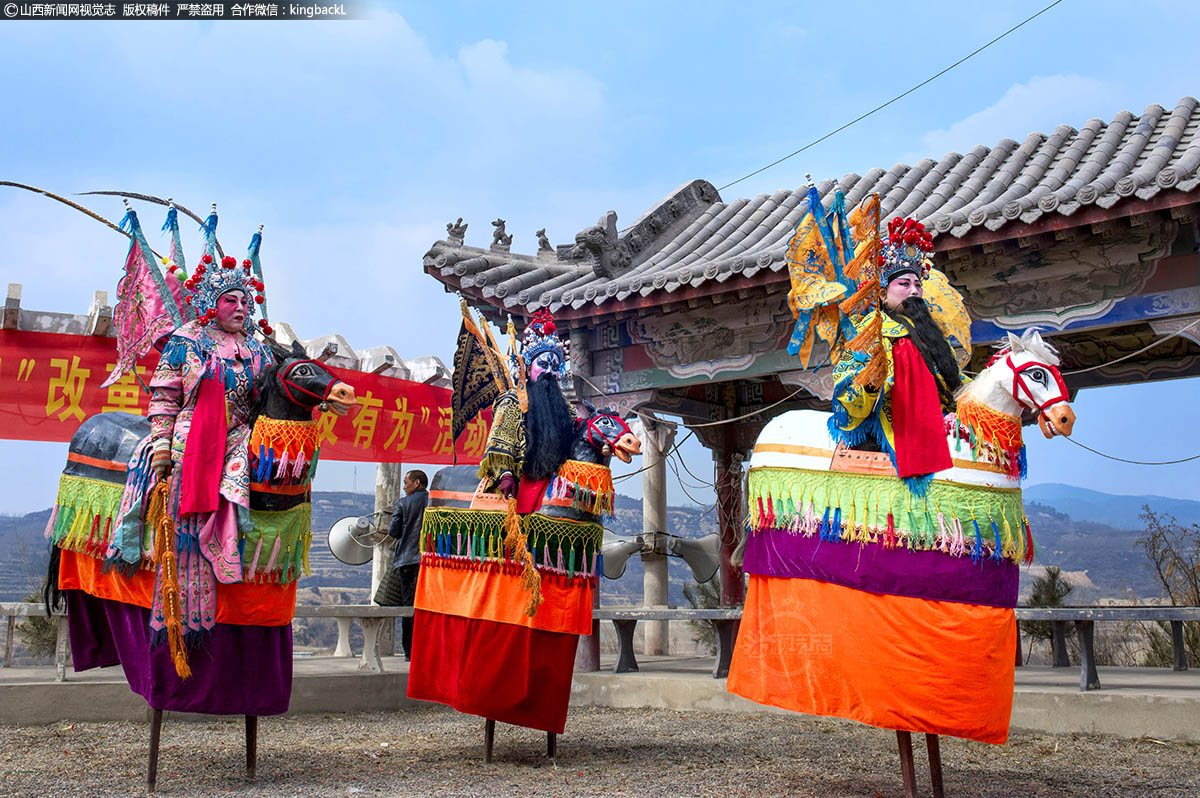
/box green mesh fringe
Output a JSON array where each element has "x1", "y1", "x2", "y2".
[
  {"x1": 49, "y1": 474, "x2": 125, "y2": 556},
  {"x1": 747, "y1": 466, "x2": 1030, "y2": 564},
  {"x1": 420, "y1": 506, "x2": 602, "y2": 575},
  {"x1": 244, "y1": 503, "x2": 312, "y2": 583}
]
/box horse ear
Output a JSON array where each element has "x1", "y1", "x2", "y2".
[
  {"x1": 291, "y1": 340, "x2": 306, "y2": 359},
  {"x1": 1007, "y1": 331, "x2": 1021, "y2": 352},
  {"x1": 582, "y1": 400, "x2": 596, "y2": 417},
  {"x1": 266, "y1": 337, "x2": 290, "y2": 361}
]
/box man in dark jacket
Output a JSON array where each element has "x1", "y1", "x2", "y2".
[{"x1": 386, "y1": 469, "x2": 429, "y2": 660}]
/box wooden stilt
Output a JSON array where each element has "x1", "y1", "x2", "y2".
[
  {"x1": 483, "y1": 719, "x2": 495, "y2": 763},
  {"x1": 147, "y1": 709, "x2": 163, "y2": 792},
  {"x1": 896, "y1": 730, "x2": 917, "y2": 798},
  {"x1": 925, "y1": 733, "x2": 944, "y2": 798},
  {"x1": 546, "y1": 732, "x2": 557, "y2": 758},
  {"x1": 245, "y1": 715, "x2": 258, "y2": 780}
]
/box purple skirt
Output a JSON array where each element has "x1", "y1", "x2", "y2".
[{"x1": 67, "y1": 590, "x2": 293, "y2": 715}]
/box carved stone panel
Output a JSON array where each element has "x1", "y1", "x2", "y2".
[
  {"x1": 626, "y1": 297, "x2": 793, "y2": 380},
  {"x1": 949, "y1": 220, "x2": 1179, "y2": 319}
]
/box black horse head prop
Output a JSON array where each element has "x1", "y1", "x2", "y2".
[
  {"x1": 570, "y1": 402, "x2": 642, "y2": 465},
  {"x1": 252, "y1": 339, "x2": 357, "y2": 423}
]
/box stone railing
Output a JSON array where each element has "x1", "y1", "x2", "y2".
[
  {"x1": 1017, "y1": 606, "x2": 1200, "y2": 690},
  {"x1": 0, "y1": 602, "x2": 69, "y2": 681},
  {"x1": 295, "y1": 604, "x2": 412, "y2": 673},
  {"x1": 5, "y1": 603, "x2": 1196, "y2": 689}
]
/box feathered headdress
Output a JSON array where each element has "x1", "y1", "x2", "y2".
[{"x1": 178, "y1": 206, "x2": 272, "y2": 336}]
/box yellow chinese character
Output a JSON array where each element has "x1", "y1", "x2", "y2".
[
  {"x1": 463, "y1": 415, "x2": 489, "y2": 458},
  {"x1": 351, "y1": 391, "x2": 384, "y2": 450},
  {"x1": 46, "y1": 356, "x2": 91, "y2": 422},
  {"x1": 431, "y1": 407, "x2": 454, "y2": 456},
  {"x1": 101, "y1": 363, "x2": 146, "y2": 414},
  {"x1": 383, "y1": 396, "x2": 415, "y2": 452},
  {"x1": 316, "y1": 410, "x2": 340, "y2": 445}
]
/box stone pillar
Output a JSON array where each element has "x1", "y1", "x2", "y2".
[
  {"x1": 715, "y1": 445, "x2": 746, "y2": 607},
  {"x1": 372, "y1": 462, "x2": 403, "y2": 656},
  {"x1": 640, "y1": 415, "x2": 675, "y2": 655}
]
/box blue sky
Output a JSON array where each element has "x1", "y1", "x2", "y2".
[{"x1": 1, "y1": 0, "x2": 1198, "y2": 513}]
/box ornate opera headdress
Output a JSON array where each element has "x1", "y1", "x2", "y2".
[
  {"x1": 514, "y1": 308, "x2": 570, "y2": 383},
  {"x1": 878, "y1": 216, "x2": 935, "y2": 287},
  {"x1": 178, "y1": 204, "x2": 272, "y2": 336}
]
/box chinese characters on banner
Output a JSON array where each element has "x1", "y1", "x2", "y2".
[{"x1": 0, "y1": 330, "x2": 489, "y2": 464}]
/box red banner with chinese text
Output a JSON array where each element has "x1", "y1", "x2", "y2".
[{"x1": 0, "y1": 330, "x2": 489, "y2": 464}]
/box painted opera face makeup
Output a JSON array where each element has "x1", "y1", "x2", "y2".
[
  {"x1": 214, "y1": 290, "x2": 251, "y2": 333},
  {"x1": 529, "y1": 350, "x2": 563, "y2": 383},
  {"x1": 884, "y1": 273, "x2": 923, "y2": 310}
]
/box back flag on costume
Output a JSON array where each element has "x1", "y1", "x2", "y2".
[
  {"x1": 784, "y1": 186, "x2": 874, "y2": 368},
  {"x1": 103, "y1": 208, "x2": 187, "y2": 387},
  {"x1": 450, "y1": 301, "x2": 511, "y2": 444}
]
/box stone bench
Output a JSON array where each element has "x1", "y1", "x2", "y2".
[
  {"x1": 591, "y1": 607, "x2": 743, "y2": 679},
  {"x1": 294, "y1": 604, "x2": 413, "y2": 674},
  {"x1": 1014, "y1": 606, "x2": 1200, "y2": 691},
  {"x1": 0, "y1": 602, "x2": 69, "y2": 681}
]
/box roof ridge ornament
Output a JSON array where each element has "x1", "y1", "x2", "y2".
[{"x1": 567, "y1": 210, "x2": 633, "y2": 279}]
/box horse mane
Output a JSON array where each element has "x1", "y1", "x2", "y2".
[
  {"x1": 954, "y1": 329, "x2": 1060, "y2": 404},
  {"x1": 1007, "y1": 328, "x2": 1061, "y2": 366},
  {"x1": 247, "y1": 362, "x2": 280, "y2": 430}
]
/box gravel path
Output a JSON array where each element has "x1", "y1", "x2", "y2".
[{"x1": 1, "y1": 705, "x2": 1196, "y2": 797}]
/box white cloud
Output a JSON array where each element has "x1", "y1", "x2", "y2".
[{"x1": 919, "y1": 75, "x2": 1119, "y2": 157}]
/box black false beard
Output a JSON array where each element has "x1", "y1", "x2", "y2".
[
  {"x1": 890, "y1": 297, "x2": 963, "y2": 396},
  {"x1": 523, "y1": 374, "x2": 575, "y2": 481}
]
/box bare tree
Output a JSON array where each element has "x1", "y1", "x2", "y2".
[{"x1": 1137, "y1": 506, "x2": 1200, "y2": 668}]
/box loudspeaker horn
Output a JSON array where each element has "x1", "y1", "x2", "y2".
[
  {"x1": 327, "y1": 514, "x2": 389, "y2": 566},
  {"x1": 669, "y1": 533, "x2": 721, "y2": 583},
  {"x1": 600, "y1": 536, "x2": 645, "y2": 579}
]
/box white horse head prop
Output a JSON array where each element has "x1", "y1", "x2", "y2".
[{"x1": 956, "y1": 330, "x2": 1075, "y2": 439}]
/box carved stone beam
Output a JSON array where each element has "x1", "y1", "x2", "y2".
[
  {"x1": 1150, "y1": 314, "x2": 1200, "y2": 346},
  {"x1": 778, "y1": 368, "x2": 835, "y2": 400},
  {"x1": 4, "y1": 283, "x2": 21, "y2": 330},
  {"x1": 316, "y1": 342, "x2": 338, "y2": 362},
  {"x1": 85, "y1": 290, "x2": 112, "y2": 337}
]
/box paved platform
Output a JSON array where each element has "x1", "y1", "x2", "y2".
[{"x1": 2, "y1": 655, "x2": 1198, "y2": 741}]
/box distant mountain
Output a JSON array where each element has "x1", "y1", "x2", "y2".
[
  {"x1": 1023, "y1": 483, "x2": 1200, "y2": 530},
  {"x1": 2, "y1": 484, "x2": 1179, "y2": 605},
  {"x1": 1022, "y1": 502, "x2": 1158, "y2": 600},
  {"x1": 0, "y1": 491, "x2": 717, "y2": 605}
]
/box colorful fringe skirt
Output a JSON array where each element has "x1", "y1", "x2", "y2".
[
  {"x1": 727, "y1": 467, "x2": 1021, "y2": 744},
  {"x1": 406, "y1": 504, "x2": 600, "y2": 734},
  {"x1": 59, "y1": 548, "x2": 296, "y2": 715}
]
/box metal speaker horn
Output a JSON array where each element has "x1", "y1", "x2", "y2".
[
  {"x1": 669, "y1": 533, "x2": 721, "y2": 584},
  {"x1": 601, "y1": 536, "x2": 644, "y2": 579},
  {"x1": 328, "y1": 514, "x2": 388, "y2": 566}
]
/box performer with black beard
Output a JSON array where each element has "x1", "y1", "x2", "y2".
[
  {"x1": 477, "y1": 309, "x2": 577, "y2": 511},
  {"x1": 829, "y1": 217, "x2": 968, "y2": 491}
]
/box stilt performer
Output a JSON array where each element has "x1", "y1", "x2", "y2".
[
  {"x1": 45, "y1": 199, "x2": 356, "y2": 787},
  {"x1": 728, "y1": 187, "x2": 1076, "y2": 794},
  {"x1": 408, "y1": 304, "x2": 640, "y2": 756}
]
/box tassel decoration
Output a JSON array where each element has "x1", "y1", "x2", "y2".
[{"x1": 147, "y1": 480, "x2": 191, "y2": 680}]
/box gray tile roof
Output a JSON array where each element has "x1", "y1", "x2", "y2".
[{"x1": 426, "y1": 97, "x2": 1200, "y2": 316}]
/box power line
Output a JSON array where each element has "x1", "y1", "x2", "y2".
[
  {"x1": 717, "y1": 0, "x2": 1067, "y2": 192},
  {"x1": 1058, "y1": 434, "x2": 1200, "y2": 466}
]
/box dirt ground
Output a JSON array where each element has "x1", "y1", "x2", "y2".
[{"x1": 1, "y1": 704, "x2": 1196, "y2": 797}]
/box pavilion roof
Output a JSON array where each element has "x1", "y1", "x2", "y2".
[{"x1": 425, "y1": 97, "x2": 1200, "y2": 321}]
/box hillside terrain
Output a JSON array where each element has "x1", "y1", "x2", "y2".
[{"x1": 1, "y1": 486, "x2": 1186, "y2": 606}]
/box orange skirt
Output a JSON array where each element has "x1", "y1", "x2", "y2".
[
  {"x1": 727, "y1": 574, "x2": 1015, "y2": 744},
  {"x1": 58, "y1": 549, "x2": 297, "y2": 626}
]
